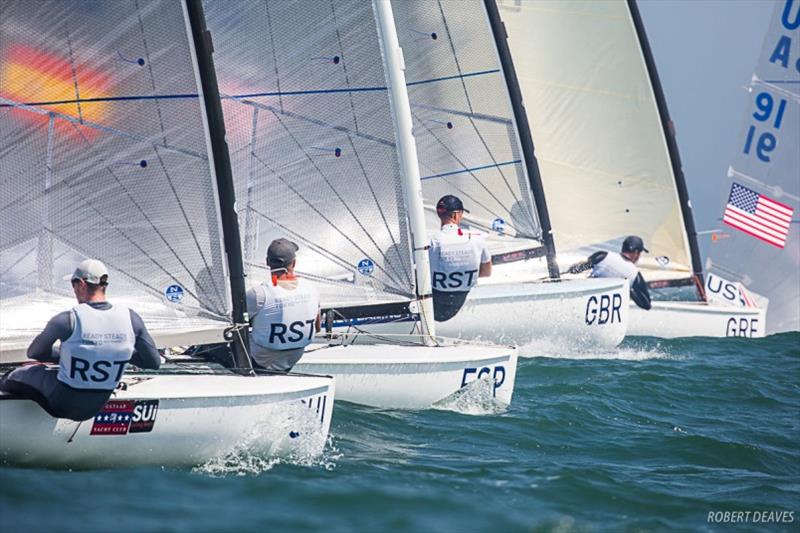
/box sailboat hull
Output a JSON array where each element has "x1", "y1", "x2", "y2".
[
  {"x1": 294, "y1": 342, "x2": 517, "y2": 409},
  {"x1": 334, "y1": 268, "x2": 629, "y2": 351},
  {"x1": 0, "y1": 373, "x2": 334, "y2": 469},
  {"x1": 437, "y1": 277, "x2": 630, "y2": 351},
  {"x1": 627, "y1": 302, "x2": 767, "y2": 339}
]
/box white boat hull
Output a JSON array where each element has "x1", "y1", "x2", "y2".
[
  {"x1": 0, "y1": 373, "x2": 335, "y2": 469},
  {"x1": 294, "y1": 342, "x2": 517, "y2": 409},
  {"x1": 438, "y1": 276, "x2": 630, "y2": 351},
  {"x1": 628, "y1": 301, "x2": 767, "y2": 338},
  {"x1": 337, "y1": 276, "x2": 630, "y2": 352}
]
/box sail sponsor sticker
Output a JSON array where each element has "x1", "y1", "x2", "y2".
[
  {"x1": 705, "y1": 272, "x2": 760, "y2": 309},
  {"x1": 164, "y1": 284, "x2": 184, "y2": 303},
  {"x1": 90, "y1": 400, "x2": 159, "y2": 436},
  {"x1": 357, "y1": 258, "x2": 375, "y2": 276},
  {"x1": 491, "y1": 218, "x2": 506, "y2": 235}
]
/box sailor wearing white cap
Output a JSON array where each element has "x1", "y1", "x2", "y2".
[
  {"x1": 246, "y1": 238, "x2": 321, "y2": 372},
  {"x1": 0, "y1": 259, "x2": 161, "y2": 420}
]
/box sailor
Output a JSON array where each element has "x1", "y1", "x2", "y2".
[
  {"x1": 429, "y1": 195, "x2": 492, "y2": 321},
  {"x1": 247, "y1": 238, "x2": 320, "y2": 372},
  {"x1": 567, "y1": 235, "x2": 652, "y2": 310},
  {"x1": 0, "y1": 259, "x2": 161, "y2": 421}
]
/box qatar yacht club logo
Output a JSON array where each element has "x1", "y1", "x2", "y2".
[{"x1": 90, "y1": 399, "x2": 159, "y2": 436}]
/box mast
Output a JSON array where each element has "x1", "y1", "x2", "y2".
[
  {"x1": 373, "y1": 0, "x2": 436, "y2": 341},
  {"x1": 184, "y1": 0, "x2": 254, "y2": 373},
  {"x1": 627, "y1": 0, "x2": 705, "y2": 293},
  {"x1": 483, "y1": 0, "x2": 560, "y2": 280}
]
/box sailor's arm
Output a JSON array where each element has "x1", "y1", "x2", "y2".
[
  {"x1": 566, "y1": 251, "x2": 607, "y2": 275},
  {"x1": 26, "y1": 311, "x2": 71, "y2": 362},
  {"x1": 630, "y1": 273, "x2": 652, "y2": 310},
  {"x1": 129, "y1": 310, "x2": 161, "y2": 369}
]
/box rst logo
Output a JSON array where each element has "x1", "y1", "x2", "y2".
[
  {"x1": 461, "y1": 365, "x2": 506, "y2": 397},
  {"x1": 726, "y1": 317, "x2": 760, "y2": 338},
  {"x1": 585, "y1": 293, "x2": 623, "y2": 325}
]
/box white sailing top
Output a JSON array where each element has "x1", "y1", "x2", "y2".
[
  {"x1": 58, "y1": 303, "x2": 136, "y2": 390},
  {"x1": 249, "y1": 279, "x2": 319, "y2": 352},
  {"x1": 429, "y1": 224, "x2": 490, "y2": 292},
  {"x1": 590, "y1": 252, "x2": 640, "y2": 281}
]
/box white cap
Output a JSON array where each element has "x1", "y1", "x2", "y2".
[{"x1": 67, "y1": 259, "x2": 109, "y2": 285}]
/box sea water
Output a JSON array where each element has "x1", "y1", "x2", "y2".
[{"x1": 1, "y1": 333, "x2": 798, "y2": 531}]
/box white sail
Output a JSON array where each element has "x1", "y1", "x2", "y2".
[
  {"x1": 203, "y1": 0, "x2": 415, "y2": 310},
  {"x1": 0, "y1": 0, "x2": 234, "y2": 355},
  {"x1": 201, "y1": 0, "x2": 519, "y2": 408},
  {"x1": 707, "y1": 0, "x2": 800, "y2": 333},
  {"x1": 392, "y1": 0, "x2": 543, "y2": 258},
  {"x1": 0, "y1": 0, "x2": 336, "y2": 468},
  {"x1": 497, "y1": 0, "x2": 700, "y2": 286}
]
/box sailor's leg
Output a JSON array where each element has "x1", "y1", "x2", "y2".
[
  {"x1": 0, "y1": 364, "x2": 60, "y2": 416},
  {"x1": 0, "y1": 365, "x2": 110, "y2": 421},
  {"x1": 432, "y1": 290, "x2": 469, "y2": 322},
  {"x1": 254, "y1": 347, "x2": 304, "y2": 373}
]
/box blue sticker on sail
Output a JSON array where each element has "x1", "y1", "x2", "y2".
[
  {"x1": 491, "y1": 217, "x2": 506, "y2": 234},
  {"x1": 357, "y1": 258, "x2": 375, "y2": 276},
  {"x1": 164, "y1": 284, "x2": 184, "y2": 303}
]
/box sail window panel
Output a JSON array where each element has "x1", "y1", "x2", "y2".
[
  {"x1": 499, "y1": 0, "x2": 693, "y2": 280},
  {"x1": 393, "y1": 0, "x2": 542, "y2": 251},
  {"x1": 1, "y1": 0, "x2": 233, "y2": 350},
  {"x1": 205, "y1": 0, "x2": 414, "y2": 305}
]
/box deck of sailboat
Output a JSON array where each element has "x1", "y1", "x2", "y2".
[{"x1": 302, "y1": 339, "x2": 512, "y2": 367}]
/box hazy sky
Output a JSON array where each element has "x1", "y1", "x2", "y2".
[{"x1": 638, "y1": 0, "x2": 775, "y2": 259}]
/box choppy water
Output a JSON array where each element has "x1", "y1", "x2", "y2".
[{"x1": 1, "y1": 333, "x2": 798, "y2": 532}]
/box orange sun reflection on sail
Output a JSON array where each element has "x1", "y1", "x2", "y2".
[{"x1": 0, "y1": 44, "x2": 112, "y2": 133}]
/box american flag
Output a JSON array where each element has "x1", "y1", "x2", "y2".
[{"x1": 723, "y1": 183, "x2": 793, "y2": 249}]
